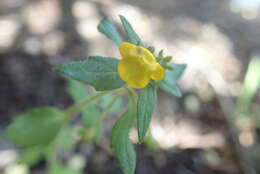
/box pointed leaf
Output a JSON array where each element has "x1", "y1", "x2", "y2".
[
  {"x1": 5, "y1": 107, "x2": 64, "y2": 147},
  {"x1": 137, "y1": 84, "x2": 156, "y2": 141},
  {"x1": 159, "y1": 63, "x2": 186, "y2": 97},
  {"x1": 111, "y1": 105, "x2": 136, "y2": 174},
  {"x1": 98, "y1": 18, "x2": 123, "y2": 45},
  {"x1": 159, "y1": 82, "x2": 182, "y2": 97},
  {"x1": 120, "y1": 15, "x2": 141, "y2": 45},
  {"x1": 56, "y1": 56, "x2": 125, "y2": 91}
]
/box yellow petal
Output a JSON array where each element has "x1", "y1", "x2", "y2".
[
  {"x1": 118, "y1": 59, "x2": 150, "y2": 88},
  {"x1": 150, "y1": 63, "x2": 165, "y2": 81},
  {"x1": 119, "y1": 42, "x2": 135, "y2": 59},
  {"x1": 118, "y1": 42, "x2": 165, "y2": 88}
]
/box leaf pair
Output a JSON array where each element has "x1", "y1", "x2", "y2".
[{"x1": 98, "y1": 15, "x2": 141, "y2": 46}]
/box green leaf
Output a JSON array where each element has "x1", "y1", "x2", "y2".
[
  {"x1": 19, "y1": 145, "x2": 46, "y2": 166},
  {"x1": 159, "y1": 82, "x2": 182, "y2": 97},
  {"x1": 56, "y1": 56, "x2": 125, "y2": 91},
  {"x1": 82, "y1": 105, "x2": 101, "y2": 127},
  {"x1": 170, "y1": 63, "x2": 187, "y2": 81},
  {"x1": 67, "y1": 79, "x2": 88, "y2": 101},
  {"x1": 120, "y1": 15, "x2": 141, "y2": 45},
  {"x1": 147, "y1": 46, "x2": 155, "y2": 53},
  {"x1": 159, "y1": 63, "x2": 186, "y2": 97},
  {"x1": 56, "y1": 126, "x2": 78, "y2": 150},
  {"x1": 5, "y1": 107, "x2": 64, "y2": 147},
  {"x1": 50, "y1": 162, "x2": 82, "y2": 174},
  {"x1": 98, "y1": 18, "x2": 123, "y2": 45},
  {"x1": 137, "y1": 84, "x2": 156, "y2": 141},
  {"x1": 158, "y1": 49, "x2": 164, "y2": 58},
  {"x1": 111, "y1": 104, "x2": 136, "y2": 174},
  {"x1": 67, "y1": 79, "x2": 101, "y2": 127},
  {"x1": 162, "y1": 56, "x2": 173, "y2": 64}
]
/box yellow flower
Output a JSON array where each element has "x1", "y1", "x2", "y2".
[{"x1": 118, "y1": 42, "x2": 165, "y2": 88}]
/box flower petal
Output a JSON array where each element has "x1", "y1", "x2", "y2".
[
  {"x1": 118, "y1": 59, "x2": 150, "y2": 88},
  {"x1": 150, "y1": 63, "x2": 165, "y2": 81},
  {"x1": 119, "y1": 42, "x2": 134, "y2": 59}
]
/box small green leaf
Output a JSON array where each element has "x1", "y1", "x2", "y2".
[
  {"x1": 56, "y1": 126, "x2": 78, "y2": 150},
  {"x1": 159, "y1": 63, "x2": 186, "y2": 97},
  {"x1": 158, "y1": 49, "x2": 164, "y2": 58},
  {"x1": 5, "y1": 107, "x2": 64, "y2": 147},
  {"x1": 137, "y1": 84, "x2": 156, "y2": 141},
  {"x1": 56, "y1": 56, "x2": 125, "y2": 91},
  {"x1": 120, "y1": 15, "x2": 141, "y2": 45},
  {"x1": 67, "y1": 79, "x2": 88, "y2": 101},
  {"x1": 162, "y1": 56, "x2": 173, "y2": 64},
  {"x1": 19, "y1": 145, "x2": 46, "y2": 166},
  {"x1": 98, "y1": 18, "x2": 123, "y2": 45},
  {"x1": 111, "y1": 104, "x2": 136, "y2": 174},
  {"x1": 163, "y1": 64, "x2": 174, "y2": 70},
  {"x1": 170, "y1": 63, "x2": 187, "y2": 81},
  {"x1": 147, "y1": 46, "x2": 155, "y2": 53},
  {"x1": 82, "y1": 105, "x2": 101, "y2": 127}
]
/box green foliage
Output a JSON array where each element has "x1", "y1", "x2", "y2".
[
  {"x1": 67, "y1": 79, "x2": 88, "y2": 101},
  {"x1": 50, "y1": 162, "x2": 81, "y2": 174},
  {"x1": 56, "y1": 126, "x2": 78, "y2": 150},
  {"x1": 120, "y1": 15, "x2": 142, "y2": 45},
  {"x1": 98, "y1": 18, "x2": 123, "y2": 45},
  {"x1": 19, "y1": 145, "x2": 46, "y2": 166},
  {"x1": 147, "y1": 46, "x2": 155, "y2": 53},
  {"x1": 236, "y1": 57, "x2": 260, "y2": 114},
  {"x1": 159, "y1": 63, "x2": 187, "y2": 97},
  {"x1": 67, "y1": 79, "x2": 101, "y2": 126},
  {"x1": 4, "y1": 15, "x2": 186, "y2": 174},
  {"x1": 56, "y1": 56, "x2": 125, "y2": 91},
  {"x1": 162, "y1": 56, "x2": 173, "y2": 64},
  {"x1": 5, "y1": 107, "x2": 64, "y2": 147},
  {"x1": 111, "y1": 101, "x2": 136, "y2": 174},
  {"x1": 137, "y1": 84, "x2": 157, "y2": 141}
]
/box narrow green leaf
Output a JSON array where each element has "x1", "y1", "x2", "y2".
[
  {"x1": 5, "y1": 107, "x2": 64, "y2": 147},
  {"x1": 120, "y1": 15, "x2": 141, "y2": 45},
  {"x1": 56, "y1": 56, "x2": 125, "y2": 91},
  {"x1": 163, "y1": 64, "x2": 174, "y2": 70},
  {"x1": 159, "y1": 63, "x2": 186, "y2": 97},
  {"x1": 137, "y1": 84, "x2": 156, "y2": 141},
  {"x1": 147, "y1": 46, "x2": 155, "y2": 53},
  {"x1": 111, "y1": 105, "x2": 136, "y2": 174},
  {"x1": 98, "y1": 18, "x2": 123, "y2": 45},
  {"x1": 162, "y1": 56, "x2": 173, "y2": 64},
  {"x1": 158, "y1": 49, "x2": 164, "y2": 58}
]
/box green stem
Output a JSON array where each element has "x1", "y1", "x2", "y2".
[
  {"x1": 124, "y1": 85, "x2": 137, "y2": 103},
  {"x1": 64, "y1": 91, "x2": 109, "y2": 121}
]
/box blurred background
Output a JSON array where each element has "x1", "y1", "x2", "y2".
[{"x1": 1, "y1": 0, "x2": 260, "y2": 173}]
